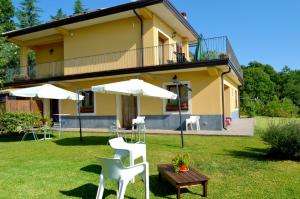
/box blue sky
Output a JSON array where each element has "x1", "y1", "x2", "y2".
[{"x1": 12, "y1": 0, "x2": 300, "y2": 71}]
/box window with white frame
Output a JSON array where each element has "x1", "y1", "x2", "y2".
[
  {"x1": 164, "y1": 82, "x2": 191, "y2": 113},
  {"x1": 80, "y1": 90, "x2": 94, "y2": 113}
]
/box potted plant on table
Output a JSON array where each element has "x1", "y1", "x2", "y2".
[{"x1": 172, "y1": 153, "x2": 191, "y2": 173}]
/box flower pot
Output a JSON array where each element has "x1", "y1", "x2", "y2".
[{"x1": 180, "y1": 164, "x2": 189, "y2": 172}]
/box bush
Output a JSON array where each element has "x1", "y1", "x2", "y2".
[
  {"x1": 0, "y1": 112, "x2": 43, "y2": 133},
  {"x1": 263, "y1": 97, "x2": 299, "y2": 118},
  {"x1": 241, "y1": 95, "x2": 262, "y2": 117},
  {"x1": 261, "y1": 121, "x2": 300, "y2": 159}
]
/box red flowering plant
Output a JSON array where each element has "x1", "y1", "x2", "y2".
[{"x1": 172, "y1": 153, "x2": 191, "y2": 173}]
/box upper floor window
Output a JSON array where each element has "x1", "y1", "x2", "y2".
[{"x1": 80, "y1": 90, "x2": 94, "y2": 114}]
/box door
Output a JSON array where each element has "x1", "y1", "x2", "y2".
[
  {"x1": 50, "y1": 99, "x2": 59, "y2": 123},
  {"x1": 158, "y1": 38, "x2": 165, "y2": 65},
  {"x1": 122, "y1": 95, "x2": 137, "y2": 129}
]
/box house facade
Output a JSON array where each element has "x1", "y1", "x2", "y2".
[{"x1": 1, "y1": 0, "x2": 243, "y2": 131}]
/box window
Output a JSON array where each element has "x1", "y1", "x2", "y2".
[
  {"x1": 80, "y1": 91, "x2": 94, "y2": 113},
  {"x1": 165, "y1": 84, "x2": 189, "y2": 112},
  {"x1": 235, "y1": 90, "x2": 238, "y2": 109}
]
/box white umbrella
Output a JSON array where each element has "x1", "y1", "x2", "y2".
[
  {"x1": 92, "y1": 79, "x2": 177, "y2": 100},
  {"x1": 10, "y1": 84, "x2": 84, "y2": 100},
  {"x1": 10, "y1": 84, "x2": 84, "y2": 141}
]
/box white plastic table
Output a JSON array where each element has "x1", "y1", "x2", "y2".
[{"x1": 53, "y1": 114, "x2": 70, "y2": 137}]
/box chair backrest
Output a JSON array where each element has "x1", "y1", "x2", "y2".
[
  {"x1": 190, "y1": 116, "x2": 200, "y2": 123},
  {"x1": 109, "y1": 137, "x2": 127, "y2": 149},
  {"x1": 132, "y1": 116, "x2": 145, "y2": 125},
  {"x1": 98, "y1": 157, "x2": 124, "y2": 180}
]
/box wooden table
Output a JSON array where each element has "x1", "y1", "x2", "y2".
[{"x1": 157, "y1": 164, "x2": 209, "y2": 199}]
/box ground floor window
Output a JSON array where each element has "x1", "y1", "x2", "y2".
[
  {"x1": 164, "y1": 82, "x2": 190, "y2": 113},
  {"x1": 80, "y1": 90, "x2": 94, "y2": 113}
]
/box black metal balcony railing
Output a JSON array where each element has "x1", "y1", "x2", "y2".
[
  {"x1": 5, "y1": 36, "x2": 242, "y2": 83},
  {"x1": 189, "y1": 36, "x2": 242, "y2": 79}
]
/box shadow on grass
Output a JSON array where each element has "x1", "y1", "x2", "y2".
[
  {"x1": 149, "y1": 175, "x2": 201, "y2": 199},
  {"x1": 0, "y1": 133, "x2": 56, "y2": 142},
  {"x1": 226, "y1": 147, "x2": 270, "y2": 161},
  {"x1": 60, "y1": 183, "x2": 120, "y2": 199},
  {"x1": 53, "y1": 136, "x2": 108, "y2": 146},
  {"x1": 226, "y1": 147, "x2": 300, "y2": 161},
  {"x1": 81, "y1": 164, "x2": 102, "y2": 175},
  {"x1": 60, "y1": 183, "x2": 136, "y2": 199}
]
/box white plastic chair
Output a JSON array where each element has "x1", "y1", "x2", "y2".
[
  {"x1": 109, "y1": 137, "x2": 146, "y2": 183},
  {"x1": 186, "y1": 116, "x2": 200, "y2": 132},
  {"x1": 132, "y1": 116, "x2": 146, "y2": 142},
  {"x1": 96, "y1": 157, "x2": 149, "y2": 199},
  {"x1": 132, "y1": 116, "x2": 146, "y2": 131}
]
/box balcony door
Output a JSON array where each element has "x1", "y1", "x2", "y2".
[
  {"x1": 121, "y1": 95, "x2": 137, "y2": 129},
  {"x1": 158, "y1": 38, "x2": 165, "y2": 65}
]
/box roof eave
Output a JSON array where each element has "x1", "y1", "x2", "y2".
[{"x1": 2, "y1": 0, "x2": 199, "y2": 40}]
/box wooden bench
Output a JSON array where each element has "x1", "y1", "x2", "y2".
[{"x1": 157, "y1": 164, "x2": 209, "y2": 199}]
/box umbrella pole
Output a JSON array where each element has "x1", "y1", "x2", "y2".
[
  {"x1": 176, "y1": 83, "x2": 184, "y2": 148},
  {"x1": 76, "y1": 89, "x2": 83, "y2": 141}
]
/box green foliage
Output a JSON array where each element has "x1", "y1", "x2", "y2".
[
  {"x1": 172, "y1": 153, "x2": 191, "y2": 173},
  {"x1": 263, "y1": 97, "x2": 299, "y2": 118},
  {"x1": 261, "y1": 121, "x2": 300, "y2": 159},
  {"x1": 16, "y1": 0, "x2": 42, "y2": 28},
  {"x1": 73, "y1": 0, "x2": 88, "y2": 15},
  {"x1": 0, "y1": 0, "x2": 15, "y2": 32},
  {"x1": 51, "y1": 8, "x2": 67, "y2": 21},
  {"x1": 279, "y1": 68, "x2": 300, "y2": 107},
  {"x1": 241, "y1": 62, "x2": 299, "y2": 117},
  {"x1": 241, "y1": 66, "x2": 275, "y2": 104},
  {"x1": 0, "y1": 0, "x2": 18, "y2": 83},
  {"x1": 240, "y1": 93, "x2": 260, "y2": 117},
  {"x1": 0, "y1": 112, "x2": 43, "y2": 133}
]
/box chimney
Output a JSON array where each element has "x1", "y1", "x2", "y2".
[{"x1": 181, "y1": 12, "x2": 187, "y2": 20}]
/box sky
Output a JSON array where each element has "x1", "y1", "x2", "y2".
[{"x1": 12, "y1": 0, "x2": 300, "y2": 71}]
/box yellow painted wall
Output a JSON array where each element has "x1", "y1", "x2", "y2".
[
  {"x1": 224, "y1": 86, "x2": 231, "y2": 117},
  {"x1": 59, "y1": 76, "x2": 130, "y2": 116},
  {"x1": 63, "y1": 17, "x2": 143, "y2": 75},
  {"x1": 35, "y1": 42, "x2": 64, "y2": 64},
  {"x1": 60, "y1": 69, "x2": 223, "y2": 117},
  {"x1": 35, "y1": 42, "x2": 64, "y2": 78},
  {"x1": 224, "y1": 76, "x2": 239, "y2": 114}
]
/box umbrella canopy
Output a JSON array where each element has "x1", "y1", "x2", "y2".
[
  {"x1": 92, "y1": 79, "x2": 177, "y2": 100},
  {"x1": 195, "y1": 37, "x2": 202, "y2": 61},
  {"x1": 10, "y1": 84, "x2": 84, "y2": 101}
]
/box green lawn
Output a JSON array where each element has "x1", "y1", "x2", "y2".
[{"x1": 0, "y1": 117, "x2": 299, "y2": 199}]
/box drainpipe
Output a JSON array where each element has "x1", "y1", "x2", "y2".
[
  {"x1": 221, "y1": 66, "x2": 231, "y2": 130},
  {"x1": 133, "y1": 9, "x2": 144, "y2": 67}
]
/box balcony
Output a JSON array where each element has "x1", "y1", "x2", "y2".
[{"x1": 5, "y1": 36, "x2": 242, "y2": 83}]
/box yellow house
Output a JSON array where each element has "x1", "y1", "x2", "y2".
[{"x1": 2, "y1": 0, "x2": 243, "y2": 131}]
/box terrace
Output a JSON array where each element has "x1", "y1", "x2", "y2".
[{"x1": 5, "y1": 36, "x2": 242, "y2": 84}]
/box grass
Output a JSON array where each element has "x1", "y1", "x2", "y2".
[{"x1": 0, "y1": 117, "x2": 299, "y2": 199}]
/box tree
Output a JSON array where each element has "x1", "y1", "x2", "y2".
[
  {"x1": 51, "y1": 8, "x2": 67, "y2": 21},
  {"x1": 0, "y1": 0, "x2": 18, "y2": 84},
  {"x1": 16, "y1": 0, "x2": 42, "y2": 28},
  {"x1": 240, "y1": 67, "x2": 276, "y2": 104},
  {"x1": 73, "y1": 0, "x2": 88, "y2": 15},
  {"x1": 240, "y1": 61, "x2": 299, "y2": 117},
  {"x1": 0, "y1": 0, "x2": 15, "y2": 32},
  {"x1": 280, "y1": 68, "x2": 300, "y2": 107}
]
